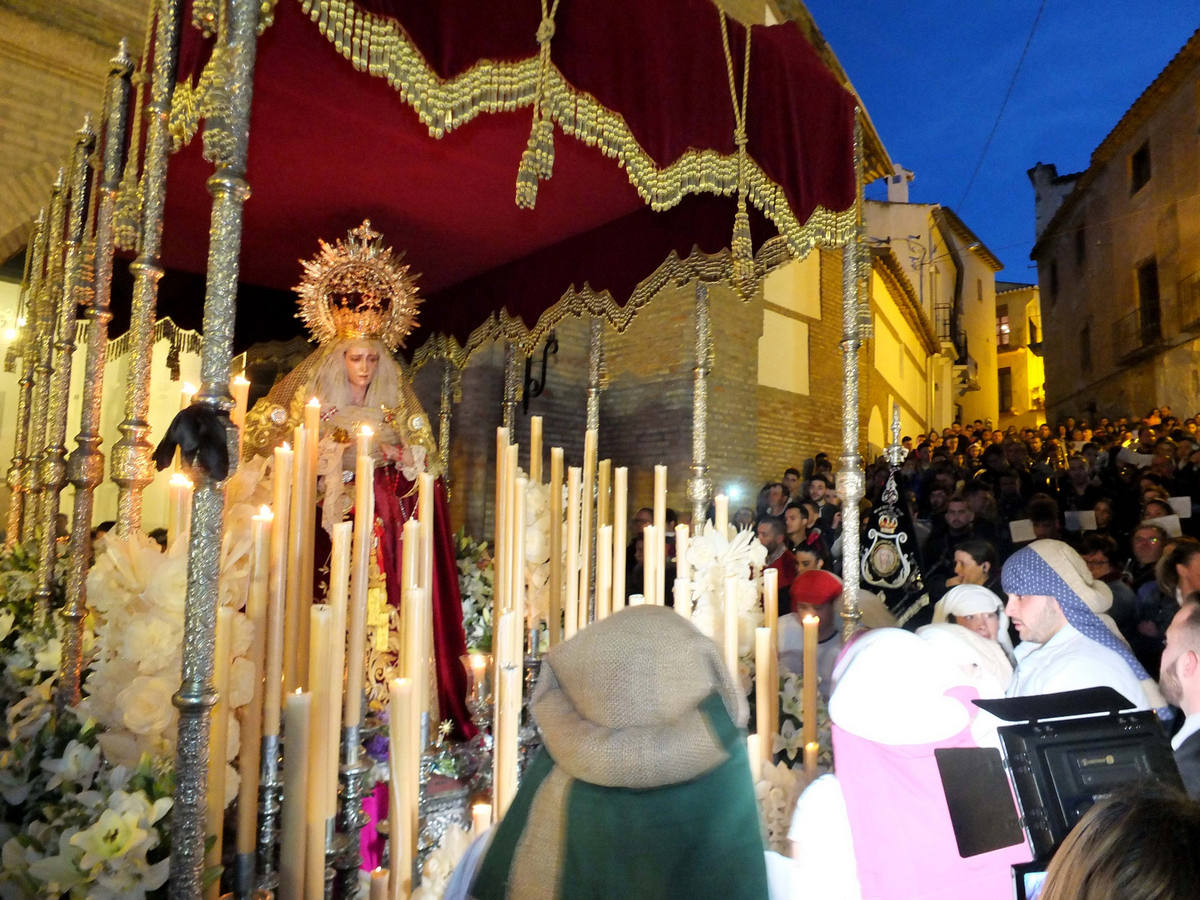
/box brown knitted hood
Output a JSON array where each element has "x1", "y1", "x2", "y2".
[{"x1": 530, "y1": 605, "x2": 747, "y2": 789}]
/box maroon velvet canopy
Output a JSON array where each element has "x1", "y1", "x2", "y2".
[{"x1": 159, "y1": 0, "x2": 855, "y2": 352}]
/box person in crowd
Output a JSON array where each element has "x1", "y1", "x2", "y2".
[
  {"x1": 1039, "y1": 785, "x2": 1200, "y2": 900},
  {"x1": 944, "y1": 538, "x2": 1004, "y2": 598},
  {"x1": 1126, "y1": 522, "x2": 1166, "y2": 590},
  {"x1": 452, "y1": 606, "x2": 767, "y2": 900},
  {"x1": 1001, "y1": 540, "x2": 1162, "y2": 712},
  {"x1": 756, "y1": 515, "x2": 798, "y2": 611},
  {"x1": 924, "y1": 494, "x2": 992, "y2": 599},
  {"x1": 794, "y1": 542, "x2": 831, "y2": 572},
  {"x1": 797, "y1": 499, "x2": 832, "y2": 560},
  {"x1": 1159, "y1": 599, "x2": 1200, "y2": 799},
  {"x1": 778, "y1": 569, "x2": 843, "y2": 699},
  {"x1": 1078, "y1": 533, "x2": 1137, "y2": 635},
  {"x1": 1058, "y1": 453, "x2": 1104, "y2": 511},
  {"x1": 758, "y1": 481, "x2": 788, "y2": 518},
  {"x1": 782, "y1": 466, "x2": 803, "y2": 502},
  {"x1": 783, "y1": 501, "x2": 807, "y2": 551},
  {"x1": 931, "y1": 582, "x2": 1015, "y2": 662},
  {"x1": 732, "y1": 507, "x2": 756, "y2": 532},
  {"x1": 1027, "y1": 493, "x2": 1064, "y2": 542}
]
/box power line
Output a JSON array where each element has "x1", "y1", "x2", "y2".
[{"x1": 957, "y1": 0, "x2": 1047, "y2": 210}]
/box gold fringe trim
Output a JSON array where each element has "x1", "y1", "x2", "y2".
[
  {"x1": 169, "y1": 0, "x2": 855, "y2": 261},
  {"x1": 408, "y1": 234, "x2": 796, "y2": 373}
]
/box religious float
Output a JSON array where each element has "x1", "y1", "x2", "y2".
[{"x1": 0, "y1": 1, "x2": 864, "y2": 897}]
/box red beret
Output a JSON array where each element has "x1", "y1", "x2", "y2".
[{"x1": 789, "y1": 569, "x2": 842, "y2": 607}]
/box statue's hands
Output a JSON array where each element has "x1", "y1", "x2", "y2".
[{"x1": 379, "y1": 442, "x2": 403, "y2": 462}]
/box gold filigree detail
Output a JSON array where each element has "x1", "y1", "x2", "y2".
[
  {"x1": 295, "y1": 220, "x2": 420, "y2": 350},
  {"x1": 514, "y1": 0, "x2": 562, "y2": 209},
  {"x1": 169, "y1": 0, "x2": 855, "y2": 262}
]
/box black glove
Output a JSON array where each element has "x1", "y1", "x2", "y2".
[{"x1": 153, "y1": 403, "x2": 231, "y2": 481}]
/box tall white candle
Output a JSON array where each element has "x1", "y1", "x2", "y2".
[
  {"x1": 266, "y1": 444, "x2": 293, "y2": 733},
  {"x1": 168, "y1": 473, "x2": 192, "y2": 552},
  {"x1": 279, "y1": 690, "x2": 311, "y2": 900},
  {"x1": 763, "y1": 568, "x2": 780, "y2": 745},
  {"x1": 236, "y1": 509, "x2": 272, "y2": 857},
  {"x1": 714, "y1": 494, "x2": 729, "y2": 538},
  {"x1": 493, "y1": 429, "x2": 509, "y2": 630},
  {"x1": 653, "y1": 465, "x2": 667, "y2": 606},
  {"x1": 179, "y1": 381, "x2": 197, "y2": 412},
  {"x1": 724, "y1": 578, "x2": 740, "y2": 684},
  {"x1": 548, "y1": 447, "x2": 564, "y2": 645},
  {"x1": 529, "y1": 416, "x2": 543, "y2": 483},
  {"x1": 578, "y1": 430, "x2": 597, "y2": 622},
  {"x1": 612, "y1": 467, "x2": 628, "y2": 609},
  {"x1": 642, "y1": 524, "x2": 657, "y2": 604},
  {"x1": 512, "y1": 477, "x2": 527, "y2": 655},
  {"x1": 346, "y1": 427, "x2": 374, "y2": 728},
  {"x1": 205, "y1": 607, "x2": 233, "y2": 900},
  {"x1": 564, "y1": 467, "x2": 581, "y2": 639},
  {"x1": 596, "y1": 524, "x2": 612, "y2": 620},
  {"x1": 746, "y1": 733, "x2": 762, "y2": 783},
  {"x1": 325, "y1": 521, "x2": 352, "y2": 815},
  {"x1": 387, "y1": 679, "x2": 415, "y2": 900},
  {"x1": 284, "y1": 425, "x2": 309, "y2": 693},
  {"x1": 675, "y1": 524, "x2": 690, "y2": 583},
  {"x1": 306, "y1": 606, "x2": 334, "y2": 895},
  {"x1": 472, "y1": 803, "x2": 492, "y2": 836},
  {"x1": 754, "y1": 627, "x2": 773, "y2": 767},
  {"x1": 802, "y1": 614, "x2": 819, "y2": 747}
]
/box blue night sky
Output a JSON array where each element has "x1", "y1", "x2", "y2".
[{"x1": 802, "y1": 1, "x2": 1199, "y2": 282}]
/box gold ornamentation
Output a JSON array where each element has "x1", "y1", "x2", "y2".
[
  {"x1": 718, "y1": 11, "x2": 755, "y2": 298},
  {"x1": 515, "y1": 0, "x2": 562, "y2": 209},
  {"x1": 294, "y1": 220, "x2": 421, "y2": 351},
  {"x1": 168, "y1": 0, "x2": 855, "y2": 264}
]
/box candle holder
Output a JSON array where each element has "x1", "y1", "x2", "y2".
[
  {"x1": 334, "y1": 723, "x2": 372, "y2": 899},
  {"x1": 518, "y1": 656, "x2": 544, "y2": 778},
  {"x1": 323, "y1": 818, "x2": 337, "y2": 899},
  {"x1": 255, "y1": 733, "x2": 282, "y2": 894}
]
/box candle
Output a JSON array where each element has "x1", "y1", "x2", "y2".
[
  {"x1": 325, "y1": 521, "x2": 351, "y2": 814},
  {"x1": 346, "y1": 427, "x2": 374, "y2": 728},
  {"x1": 387, "y1": 679, "x2": 415, "y2": 900},
  {"x1": 307, "y1": 606, "x2": 334, "y2": 894},
  {"x1": 754, "y1": 627, "x2": 773, "y2": 767},
  {"x1": 597, "y1": 459, "x2": 611, "y2": 529},
  {"x1": 298, "y1": 404, "x2": 321, "y2": 687},
  {"x1": 230, "y1": 374, "x2": 250, "y2": 427},
  {"x1": 503, "y1": 444, "x2": 519, "y2": 614},
  {"x1": 265, "y1": 445, "x2": 292, "y2": 734},
  {"x1": 511, "y1": 477, "x2": 527, "y2": 655},
  {"x1": 642, "y1": 525, "x2": 657, "y2": 605},
  {"x1": 284, "y1": 425, "x2": 309, "y2": 693},
  {"x1": 596, "y1": 525, "x2": 612, "y2": 620},
  {"x1": 529, "y1": 415, "x2": 542, "y2": 483},
  {"x1": 802, "y1": 614, "x2": 819, "y2": 746},
  {"x1": 179, "y1": 380, "x2": 197, "y2": 411},
  {"x1": 563, "y1": 467, "x2": 580, "y2": 639},
  {"x1": 492, "y1": 611, "x2": 521, "y2": 818},
  {"x1": 746, "y1": 733, "x2": 762, "y2": 783},
  {"x1": 724, "y1": 578, "x2": 740, "y2": 684},
  {"x1": 548, "y1": 447, "x2": 563, "y2": 645},
  {"x1": 763, "y1": 568, "x2": 780, "y2": 744},
  {"x1": 469, "y1": 652, "x2": 489, "y2": 703},
  {"x1": 167, "y1": 472, "x2": 192, "y2": 551},
  {"x1": 653, "y1": 464, "x2": 667, "y2": 606},
  {"x1": 612, "y1": 467, "x2": 627, "y2": 609},
  {"x1": 493, "y1": 429, "x2": 509, "y2": 628},
  {"x1": 370, "y1": 868, "x2": 389, "y2": 900},
  {"x1": 675, "y1": 524, "x2": 690, "y2": 583},
  {"x1": 472, "y1": 803, "x2": 492, "y2": 836},
  {"x1": 205, "y1": 607, "x2": 233, "y2": 900},
  {"x1": 280, "y1": 690, "x2": 311, "y2": 900},
  {"x1": 401, "y1": 516, "x2": 426, "y2": 732},
  {"x1": 804, "y1": 741, "x2": 819, "y2": 779},
  {"x1": 417, "y1": 472, "x2": 435, "y2": 592},
  {"x1": 714, "y1": 493, "x2": 728, "y2": 537},
  {"x1": 578, "y1": 430, "x2": 597, "y2": 622},
  {"x1": 235, "y1": 509, "x2": 272, "y2": 856},
  {"x1": 673, "y1": 579, "x2": 691, "y2": 619}
]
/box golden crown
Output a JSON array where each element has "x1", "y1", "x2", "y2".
[{"x1": 294, "y1": 220, "x2": 420, "y2": 351}]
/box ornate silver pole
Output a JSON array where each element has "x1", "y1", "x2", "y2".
[
  {"x1": 5, "y1": 211, "x2": 47, "y2": 549},
  {"x1": 586, "y1": 318, "x2": 602, "y2": 431},
  {"x1": 688, "y1": 282, "x2": 713, "y2": 529},
  {"x1": 58, "y1": 43, "x2": 134, "y2": 710},
  {"x1": 168, "y1": 0, "x2": 259, "y2": 893},
  {"x1": 838, "y1": 110, "x2": 865, "y2": 640},
  {"x1": 437, "y1": 359, "x2": 458, "y2": 486},
  {"x1": 501, "y1": 342, "x2": 520, "y2": 433},
  {"x1": 112, "y1": 0, "x2": 183, "y2": 535},
  {"x1": 23, "y1": 172, "x2": 67, "y2": 547},
  {"x1": 34, "y1": 119, "x2": 97, "y2": 623}
]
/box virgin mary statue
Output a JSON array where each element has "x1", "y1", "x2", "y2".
[{"x1": 243, "y1": 220, "x2": 474, "y2": 738}]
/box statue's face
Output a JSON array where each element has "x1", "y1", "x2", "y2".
[{"x1": 344, "y1": 343, "x2": 380, "y2": 392}]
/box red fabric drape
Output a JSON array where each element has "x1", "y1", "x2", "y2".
[{"x1": 373, "y1": 468, "x2": 476, "y2": 740}]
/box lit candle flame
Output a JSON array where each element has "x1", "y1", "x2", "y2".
[
  {"x1": 360, "y1": 425, "x2": 374, "y2": 437},
  {"x1": 169, "y1": 472, "x2": 193, "y2": 488},
  {"x1": 255, "y1": 505, "x2": 274, "y2": 520},
  {"x1": 281, "y1": 441, "x2": 291, "y2": 451},
  {"x1": 232, "y1": 374, "x2": 250, "y2": 386},
  {"x1": 307, "y1": 396, "x2": 321, "y2": 408}
]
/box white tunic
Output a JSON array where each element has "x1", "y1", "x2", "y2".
[{"x1": 1006, "y1": 623, "x2": 1150, "y2": 709}]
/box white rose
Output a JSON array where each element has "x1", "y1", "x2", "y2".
[
  {"x1": 142, "y1": 553, "x2": 187, "y2": 617},
  {"x1": 117, "y1": 675, "x2": 176, "y2": 735},
  {"x1": 121, "y1": 614, "x2": 182, "y2": 676}
]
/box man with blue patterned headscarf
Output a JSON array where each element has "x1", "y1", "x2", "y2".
[{"x1": 1001, "y1": 539, "x2": 1168, "y2": 716}]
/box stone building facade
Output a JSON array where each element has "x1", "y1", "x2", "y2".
[{"x1": 1029, "y1": 29, "x2": 1200, "y2": 421}]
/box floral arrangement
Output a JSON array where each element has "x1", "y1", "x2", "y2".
[
  {"x1": 685, "y1": 524, "x2": 767, "y2": 688},
  {"x1": 521, "y1": 477, "x2": 551, "y2": 632},
  {"x1": 755, "y1": 760, "x2": 806, "y2": 854},
  {"x1": 455, "y1": 528, "x2": 494, "y2": 653}
]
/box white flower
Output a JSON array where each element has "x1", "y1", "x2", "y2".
[
  {"x1": 230, "y1": 612, "x2": 254, "y2": 659},
  {"x1": 120, "y1": 613, "x2": 182, "y2": 676},
  {"x1": 117, "y1": 676, "x2": 175, "y2": 736},
  {"x1": 41, "y1": 739, "x2": 102, "y2": 791},
  {"x1": 69, "y1": 807, "x2": 149, "y2": 870},
  {"x1": 33, "y1": 637, "x2": 62, "y2": 672}
]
